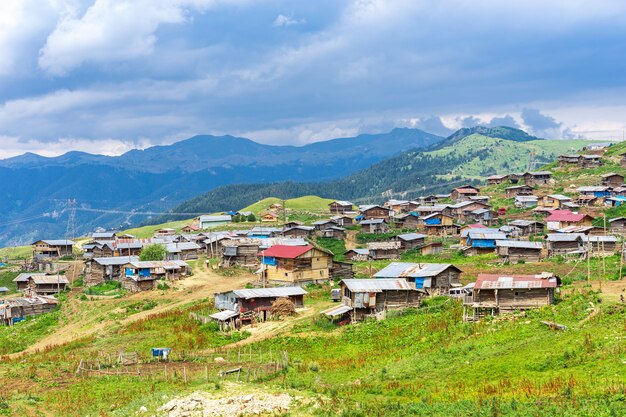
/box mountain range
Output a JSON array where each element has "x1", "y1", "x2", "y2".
[{"x1": 0, "y1": 128, "x2": 443, "y2": 246}]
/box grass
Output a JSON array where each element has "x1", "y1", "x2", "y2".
[
  {"x1": 241, "y1": 195, "x2": 334, "y2": 215},
  {"x1": 0, "y1": 309, "x2": 60, "y2": 355},
  {"x1": 83, "y1": 281, "x2": 124, "y2": 296},
  {"x1": 315, "y1": 238, "x2": 347, "y2": 261},
  {"x1": 0, "y1": 270, "x2": 18, "y2": 293},
  {"x1": 0, "y1": 245, "x2": 32, "y2": 260},
  {"x1": 121, "y1": 218, "x2": 193, "y2": 239}
]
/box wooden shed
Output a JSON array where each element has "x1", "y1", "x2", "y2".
[
  {"x1": 608, "y1": 217, "x2": 626, "y2": 234},
  {"x1": 360, "y1": 218, "x2": 389, "y2": 234},
  {"x1": 374, "y1": 262, "x2": 462, "y2": 295},
  {"x1": 367, "y1": 241, "x2": 402, "y2": 260},
  {"x1": 546, "y1": 233, "x2": 584, "y2": 257},
  {"x1": 496, "y1": 240, "x2": 543, "y2": 262},
  {"x1": 505, "y1": 185, "x2": 533, "y2": 198},
  {"x1": 260, "y1": 245, "x2": 333, "y2": 285},
  {"x1": 359, "y1": 205, "x2": 391, "y2": 221},
  {"x1": 391, "y1": 233, "x2": 427, "y2": 251},
  {"x1": 329, "y1": 278, "x2": 423, "y2": 322},
  {"x1": 214, "y1": 286, "x2": 307, "y2": 324},
  {"x1": 601, "y1": 173, "x2": 625, "y2": 188},
  {"x1": 122, "y1": 260, "x2": 189, "y2": 292},
  {"x1": 329, "y1": 201, "x2": 354, "y2": 214},
  {"x1": 508, "y1": 220, "x2": 545, "y2": 236},
  {"x1": 220, "y1": 239, "x2": 261, "y2": 268},
  {"x1": 463, "y1": 273, "x2": 561, "y2": 320},
  {"x1": 84, "y1": 255, "x2": 139, "y2": 287},
  {"x1": 0, "y1": 296, "x2": 59, "y2": 326},
  {"x1": 32, "y1": 239, "x2": 74, "y2": 258},
  {"x1": 344, "y1": 248, "x2": 370, "y2": 261},
  {"x1": 14, "y1": 274, "x2": 69, "y2": 295}
]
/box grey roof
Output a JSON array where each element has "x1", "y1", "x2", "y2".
[
  {"x1": 496, "y1": 240, "x2": 543, "y2": 249},
  {"x1": 546, "y1": 194, "x2": 572, "y2": 201},
  {"x1": 585, "y1": 235, "x2": 618, "y2": 243},
  {"x1": 230, "y1": 286, "x2": 307, "y2": 299},
  {"x1": 210, "y1": 309, "x2": 239, "y2": 321},
  {"x1": 526, "y1": 171, "x2": 552, "y2": 176},
  {"x1": 360, "y1": 218, "x2": 386, "y2": 225},
  {"x1": 29, "y1": 275, "x2": 69, "y2": 285},
  {"x1": 417, "y1": 204, "x2": 450, "y2": 212},
  {"x1": 199, "y1": 215, "x2": 232, "y2": 223},
  {"x1": 601, "y1": 172, "x2": 624, "y2": 178},
  {"x1": 546, "y1": 233, "x2": 585, "y2": 242},
  {"x1": 468, "y1": 229, "x2": 507, "y2": 240},
  {"x1": 515, "y1": 196, "x2": 538, "y2": 202},
  {"x1": 580, "y1": 154, "x2": 601, "y2": 159},
  {"x1": 321, "y1": 304, "x2": 352, "y2": 317},
  {"x1": 0, "y1": 287, "x2": 9, "y2": 292},
  {"x1": 395, "y1": 233, "x2": 426, "y2": 241},
  {"x1": 506, "y1": 185, "x2": 533, "y2": 190},
  {"x1": 126, "y1": 260, "x2": 188, "y2": 269},
  {"x1": 312, "y1": 220, "x2": 335, "y2": 226},
  {"x1": 577, "y1": 186, "x2": 611, "y2": 192},
  {"x1": 342, "y1": 278, "x2": 416, "y2": 292},
  {"x1": 471, "y1": 208, "x2": 491, "y2": 215},
  {"x1": 332, "y1": 201, "x2": 354, "y2": 207},
  {"x1": 13, "y1": 273, "x2": 46, "y2": 282},
  {"x1": 166, "y1": 242, "x2": 201, "y2": 252},
  {"x1": 249, "y1": 227, "x2": 282, "y2": 234},
  {"x1": 34, "y1": 239, "x2": 74, "y2": 246},
  {"x1": 374, "y1": 262, "x2": 460, "y2": 278},
  {"x1": 609, "y1": 217, "x2": 626, "y2": 223},
  {"x1": 510, "y1": 220, "x2": 543, "y2": 227},
  {"x1": 116, "y1": 242, "x2": 144, "y2": 249},
  {"x1": 321, "y1": 226, "x2": 346, "y2": 232},
  {"x1": 94, "y1": 256, "x2": 139, "y2": 266},
  {"x1": 346, "y1": 248, "x2": 370, "y2": 255},
  {"x1": 422, "y1": 212, "x2": 451, "y2": 220},
  {"x1": 92, "y1": 232, "x2": 116, "y2": 238}
]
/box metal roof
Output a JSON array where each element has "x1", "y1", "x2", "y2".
[
  {"x1": 165, "y1": 242, "x2": 201, "y2": 252},
  {"x1": 332, "y1": 201, "x2": 354, "y2": 207},
  {"x1": 0, "y1": 287, "x2": 9, "y2": 292},
  {"x1": 546, "y1": 233, "x2": 585, "y2": 242},
  {"x1": 33, "y1": 239, "x2": 75, "y2": 246},
  {"x1": 467, "y1": 230, "x2": 507, "y2": 240},
  {"x1": 475, "y1": 273, "x2": 560, "y2": 289},
  {"x1": 346, "y1": 248, "x2": 370, "y2": 255},
  {"x1": 526, "y1": 171, "x2": 552, "y2": 176},
  {"x1": 92, "y1": 232, "x2": 116, "y2": 238},
  {"x1": 13, "y1": 273, "x2": 47, "y2": 282},
  {"x1": 585, "y1": 235, "x2": 618, "y2": 243},
  {"x1": 342, "y1": 278, "x2": 414, "y2": 292},
  {"x1": 321, "y1": 304, "x2": 352, "y2": 317},
  {"x1": 231, "y1": 286, "x2": 307, "y2": 299},
  {"x1": 126, "y1": 260, "x2": 188, "y2": 269},
  {"x1": 545, "y1": 210, "x2": 590, "y2": 222},
  {"x1": 601, "y1": 172, "x2": 623, "y2": 178},
  {"x1": 495, "y1": 240, "x2": 543, "y2": 249},
  {"x1": 577, "y1": 186, "x2": 611, "y2": 192},
  {"x1": 210, "y1": 310, "x2": 239, "y2": 321},
  {"x1": 199, "y1": 215, "x2": 232, "y2": 223},
  {"x1": 312, "y1": 220, "x2": 335, "y2": 225},
  {"x1": 94, "y1": 256, "x2": 139, "y2": 266},
  {"x1": 260, "y1": 244, "x2": 313, "y2": 258},
  {"x1": 367, "y1": 241, "x2": 401, "y2": 250},
  {"x1": 374, "y1": 262, "x2": 460, "y2": 279},
  {"x1": 509, "y1": 219, "x2": 543, "y2": 227},
  {"x1": 515, "y1": 196, "x2": 538, "y2": 202},
  {"x1": 29, "y1": 275, "x2": 70, "y2": 285},
  {"x1": 360, "y1": 219, "x2": 386, "y2": 225},
  {"x1": 395, "y1": 233, "x2": 426, "y2": 241}
]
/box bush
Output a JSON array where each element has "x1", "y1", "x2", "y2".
[
  {"x1": 139, "y1": 244, "x2": 166, "y2": 261},
  {"x1": 157, "y1": 282, "x2": 170, "y2": 290},
  {"x1": 84, "y1": 281, "x2": 122, "y2": 295}
]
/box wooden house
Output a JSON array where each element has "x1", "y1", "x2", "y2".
[
  {"x1": 537, "y1": 194, "x2": 572, "y2": 210},
  {"x1": 487, "y1": 174, "x2": 509, "y2": 185},
  {"x1": 214, "y1": 287, "x2": 307, "y2": 324},
  {"x1": 359, "y1": 205, "x2": 391, "y2": 221},
  {"x1": 114, "y1": 241, "x2": 144, "y2": 257},
  {"x1": 312, "y1": 219, "x2": 337, "y2": 231},
  {"x1": 14, "y1": 274, "x2": 69, "y2": 295},
  {"x1": 578, "y1": 154, "x2": 602, "y2": 168},
  {"x1": 319, "y1": 226, "x2": 346, "y2": 239},
  {"x1": 393, "y1": 213, "x2": 420, "y2": 229},
  {"x1": 84, "y1": 256, "x2": 139, "y2": 287},
  {"x1": 367, "y1": 241, "x2": 402, "y2": 260},
  {"x1": 449, "y1": 201, "x2": 491, "y2": 223},
  {"x1": 122, "y1": 260, "x2": 189, "y2": 292},
  {"x1": 154, "y1": 228, "x2": 176, "y2": 237},
  {"x1": 558, "y1": 154, "x2": 581, "y2": 166},
  {"x1": 583, "y1": 142, "x2": 613, "y2": 154},
  {"x1": 505, "y1": 185, "x2": 533, "y2": 198},
  {"x1": 451, "y1": 185, "x2": 480, "y2": 201},
  {"x1": 463, "y1": 273, "x2": 561, "y2": 320},
  {"x1": 199, "y1": 215, "x2": 232, "y2": 229},
  {"x1": 584, "y1": 236, "x2": 618, "y2": 257},
  {"x1": 91, "y1": 231, "x2": 116, "y2": 241},
  {"x1": 384, "y1": 199, "x2": 410, "y2": 213},
  {"x1": 260, "y1": 212, "x2": 280, "y2": 222},
  {"x1": 360, "y1": 218, "x2": 389, "y2": 234},
  {"x1": 0, "y1": 296, "x2": 59, "y2": 326},
  {"x1": 391, "y1": 233, "x2": 427, "y2": 251},
  {"x1": 221, "y1": 239, "x2": 261, "y2": 268},
  {"x1": 601, "y1": 173, "x2": 625, "y2": 188},
  {"x1": 467, "y1": 208, "x2": 495, "y2": 225},
  {"x1": 546, "y1": 233, "x2": 584, "y2": 257},
  {"x1": 283, "y1": 226, "x2": 314, "y2": 239},
  {"x1": 419, "y1": 195, "x2": 440, "y2": 205},
  {"x1": 327, "y1": 279, "x2": 423, "y2": 322},
  {"x1": 165, "y1": 241, "x2": 201, "y2": 260},
  {"x1": 522, "y1": 171, "x2": 552, "y2": 186},
  {"x1": 344, "y1": 248, "x2": 370, "y2": 261},
  {"x1": 496, "y1": 240, "x2": 543, "y2": 262},
  {"x1": 508, "y1": 220, "x2": 544, "y2": 236},
  {"x1": 423, "y1": 213, "x2": 458, "y2": 236},
  {"x1": 329, "y1": 201, "x2": 354, "y2": 214},
  {"x1": 608, "y1": 217, "x2": 626, "y2": 234},
  {"x1": 32, "y1": 239, "x2": 74, "y2": 258},
  {"x1": 465, "y1": 229, "x2": 507, "y2": 255},
  {"x1": 545, "y1": 210, "x2": 594, "y2": 231},
  {"x1": 284, "y1": 221, "x2": 304, "y2": 228},
  {"x1": 514, "y1": 195, "x2": 538, "y2": 208},
  {"x1": 181, "y1": 224, "x2": 200, "y2": 233},
  {"x1": 415, "y1": 205, "x2": 452, "y2": 217},
  {"x1": 260, "y1": 245, "x2": 333, "y2": 285},
  {"x1": 330, "y1": 215, "x2": 354, "y2": 227},
  {"x1": 374, "y1": 262, "x2": 462, "y2": 295}
]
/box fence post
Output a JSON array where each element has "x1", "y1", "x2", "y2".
[
  {"x1": 205, "y1": 365, "x2": 208, "y2": 383},
  {"x1": 184, "y1": 366, "x2": 187, "y2": 384},
  {"x1": 165, "y1": 365, "x2": 168, "y2": 381}
]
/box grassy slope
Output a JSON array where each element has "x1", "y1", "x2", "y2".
[
  {"x1": 241, "y1": 195, "x2": 334, "y2": 214},
  {"x1": 427, "y1": 135, "x2": 600, "y2": 180},
  {"x1": 120, "y1": 218, "x2": 193, "y2": 238}
]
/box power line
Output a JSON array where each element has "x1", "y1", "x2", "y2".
[{"x1": 74, "y1": 207, "x2": 210, "y2": 216}]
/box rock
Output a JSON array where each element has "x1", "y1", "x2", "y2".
[{"x1": 138, "y1": 406, "x2": 148, "y2": 413}]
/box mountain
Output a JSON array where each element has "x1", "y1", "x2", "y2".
[
  {"x1": 0, "y1": 128, "x2": 442, "y2": 246},
  {"x1": 161, "y1": 132, "x2": 596, "y2": 220},
  {"x1": 439, "y1": 125, "x2": 541, "y2": 147}
]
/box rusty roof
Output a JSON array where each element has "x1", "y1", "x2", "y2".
[
  {"x1": 374, "y1": 262, "x2": 461, "y2": 278},
  {"x1": 475, "y1": 273, "x2": 560, "y2": 289}
]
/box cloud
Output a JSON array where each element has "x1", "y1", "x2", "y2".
[
  {"x1": 404, "y1": 116, "x2": 454, "y2": 137},
  {"x1": 272, "y1": 14, "x2": 305, "y2": 27},
  {"x1": 520, "y1": 108, "x2": 572, "y2": 138},
  {"x1": 0, "y1": 135, "x2": 150, "y2": 159},
  {"x1": 487, "y1": 114, "x2": 521, "y2": 129},
  {"x1": 38, "y1": 0, "x2": 241, "y2": 75}
]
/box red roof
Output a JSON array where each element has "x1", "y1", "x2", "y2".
[
  {"x1": 466, "y1": 223, "x2": 487, "y2": 229},
  {"x1": 455, "y1": 188, "x2": 479, "y2": 194},
  {"x1": 475, "y1": 274, "x2": 560, "y2": 289},
  {"x1": 545, "y1": 210, "x2": 589, "y2": 222},
  {"x1": 260, "y1": 245, "x2": 313, "y2": 259}
]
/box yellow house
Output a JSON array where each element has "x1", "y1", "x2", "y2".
[
  {"x1": 260, "y1": 245, "x2": 333, "y2": 285},
  {"x1": 537, "y1": 194, "x2": 572, "y2": 210}
]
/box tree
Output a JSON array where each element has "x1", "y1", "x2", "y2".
[
  {"x1": 139, "y1": 244, "x2": 166, "y2": 261},
  {"x1": 247, "y1": 213, "x2": 257, "y2": 222}
]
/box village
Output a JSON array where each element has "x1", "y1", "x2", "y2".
[{"x1": 3, "y1": 141, "x2": 626, "y2": 331}]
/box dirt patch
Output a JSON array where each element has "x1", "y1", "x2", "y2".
[{"x1": 158, "y1": 391, "x2": 292, "y2": 416}]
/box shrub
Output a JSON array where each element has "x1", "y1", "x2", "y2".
[{"x1": 139, "y1": 244, "x2": 166, "y2": 261}]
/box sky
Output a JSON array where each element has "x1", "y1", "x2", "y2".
[{"x1": 1, "y1": 0, "x2": 626, "y2": 158}]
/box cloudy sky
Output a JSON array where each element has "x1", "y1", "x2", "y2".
[{"x1": 1, "y1": 0, "x2": 626, "y2": 158}]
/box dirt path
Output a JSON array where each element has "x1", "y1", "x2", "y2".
[
  {"x1": 10, "y1": 268, "x2": 254, "y2": 358},
  {"x1": 344, "y1": 230, "x2": 358, "y2": 250}
]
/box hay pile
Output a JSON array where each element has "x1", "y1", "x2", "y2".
[{"x1": 271, "y1": 297, "x2": 297, "y2": 317}]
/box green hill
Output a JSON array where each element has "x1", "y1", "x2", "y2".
[{"x1": 241, "y1": 195, "x2": 334, "y2": 214}]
